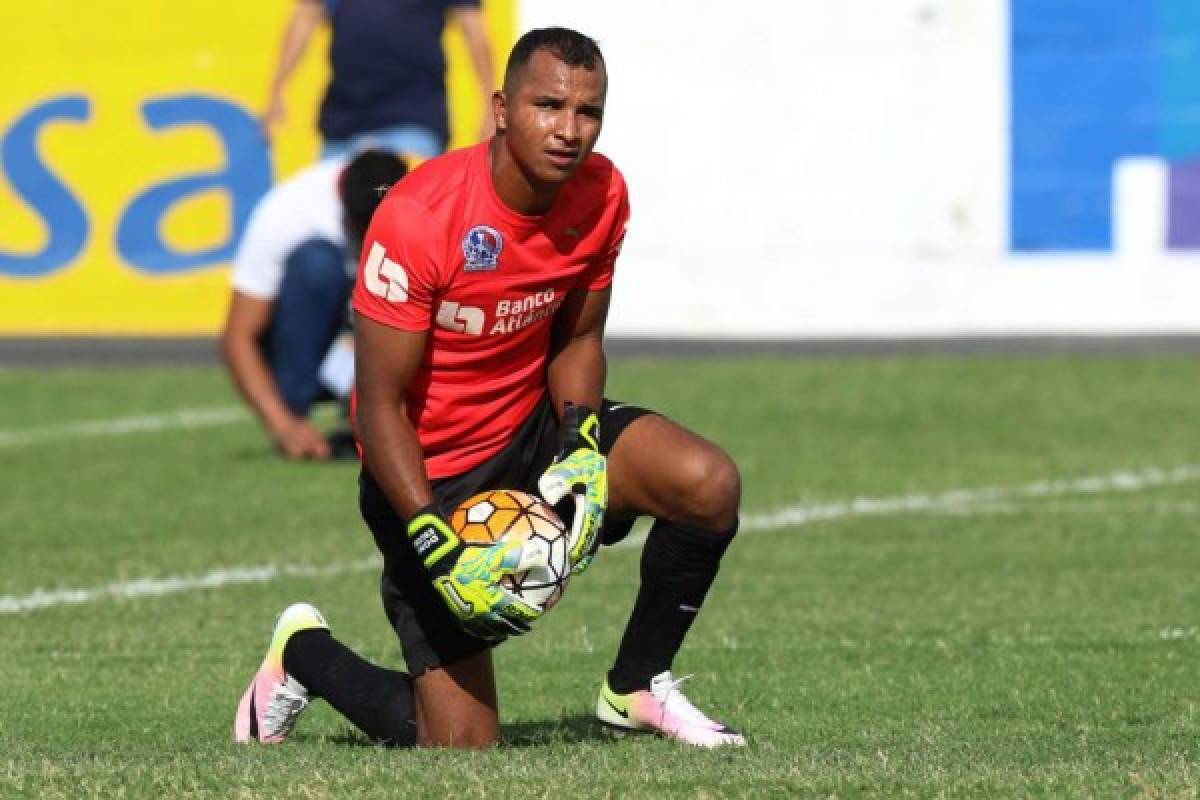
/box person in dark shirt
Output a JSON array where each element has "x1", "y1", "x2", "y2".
[{"x1": 262, "y1": 0, "x2": 494, "y2": 159}]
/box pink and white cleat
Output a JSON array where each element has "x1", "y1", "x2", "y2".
[
  {"x1": 233, "y1": 602, "x2": 327, "y2": 744},
  {"x1": 595, "y1": 670, "x2": 746, "y2": 748}
]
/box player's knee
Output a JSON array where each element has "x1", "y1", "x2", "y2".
[
  {"x1": 419, "y1": 723, "x2": 499, "y2": 749},
  {"x1": 449, "y1": 731, "x2": 500, "y2": 749},
  {"x1": 676, "y1": 447, "x2": 741, "y2": 533}
]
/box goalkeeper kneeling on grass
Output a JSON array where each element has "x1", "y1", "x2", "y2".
[{"x1": 233, "y1": 26, "x2": 745, "y2": 749}]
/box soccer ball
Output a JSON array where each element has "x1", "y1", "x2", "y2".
[{"x1": 450, "y1": 489, "x2": 571, "y2": 611}]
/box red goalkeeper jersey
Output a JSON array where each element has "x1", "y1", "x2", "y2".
[{"x1": 352, "y1": 141, "x2": 630, "y2": 478}]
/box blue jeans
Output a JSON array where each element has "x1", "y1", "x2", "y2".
[
  {"x1": 268, "y1": 238, "x2": 352, "y2": 416},
  {"x1": 320, "y1": 124, "x2": 444, "y2": 161}
]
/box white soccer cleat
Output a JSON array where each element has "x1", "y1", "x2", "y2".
[
  {"x1": 595, "y1": 670, "x2": 746, "y2": 748},
  {"x1": 233, "y1": 602, "x2": 328, "y2": 744}
]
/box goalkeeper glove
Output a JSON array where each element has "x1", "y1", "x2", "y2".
[
  {"x1": 537, "y1": 403, "x2": 607, "y2": 574},
  {"x1": 406, "y1": 505, "x2": 546, "y2": 640}
]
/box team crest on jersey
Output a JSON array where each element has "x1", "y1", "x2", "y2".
[{"x1": 462, "y1": 225, "x2": 503, "y2": 271}]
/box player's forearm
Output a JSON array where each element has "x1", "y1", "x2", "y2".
[
  {"x1": 267, "y1": 1, "x2": 323, "y2": 95},
  {"x1": 546, "y1": 335, "x2": 606, "y2": 417},
  {"x1": 356, "y1": 401, "x2": 436, "y2": 520},
  {"x1": 220, "y1": 331, "x2": 298, "y2": 436}
]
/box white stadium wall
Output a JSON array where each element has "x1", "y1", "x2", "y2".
[{"x1": 519, "y1": 1, "x2": 1200, "y2": 337}]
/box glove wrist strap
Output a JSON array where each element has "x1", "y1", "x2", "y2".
[
  {"x1": 560, "y1": 402, "x2": 601, "y2": 454},
  {"x1": 406, "y1": 503, "x2": 460, "y2": 572}
]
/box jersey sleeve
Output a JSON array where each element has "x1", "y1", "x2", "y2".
[
  {"x1": 352, "y1": 194, "x2": 446, "y2": 332},
  {"x1": 584, "y1": 174, "x2": 630, "y2": 291}
]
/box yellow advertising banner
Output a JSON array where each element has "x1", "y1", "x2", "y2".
[{"x1": 0, "y1": 1, "x2": 513, "y2": 334}]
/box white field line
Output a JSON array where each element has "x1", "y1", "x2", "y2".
[
  {"x1": 0, "y1": 406, "x2": 250, "y2": 448},
  {"x1": 3, "y1": 464, "x2": 1200, "y2": 615},
  {"x1": 0, "y1": 557, "x2": 381, "y2": 614},
  {"x1": 738, "y1": 465, "x2": 1200, "y2": 531}
]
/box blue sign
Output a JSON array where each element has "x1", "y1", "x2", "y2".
[{"x1": 1011, "y1": 0, "x2": 1200, "y2": 251}]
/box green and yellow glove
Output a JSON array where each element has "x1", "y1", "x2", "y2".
[
  {"x1": 537, "y1": 403, "x2": 608, "y2": 574},
  {"x1": 406, "y1": 505, "x2": 546, "y2": 640}
]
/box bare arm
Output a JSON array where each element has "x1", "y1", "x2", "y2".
[
  {"x1": 261, "y1": 0, "x2": 326, "y2": 136},
  {"x1": 546, "y1": 287, "x2": 610, "y2": 418},
  {"x1": 353, "y1": 313, "x2": 436, "y2": 518},
  {"x1": 220, "y1": 291, "x2": 331, "y2": 459},
  {"x1": 449, "y1": 6, "x2": 496, "y2": 141}
]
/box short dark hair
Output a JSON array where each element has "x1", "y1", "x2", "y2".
[
  {"x1": 338, "y1": 149, "x2": 408, "y2": 231},
  {"x1": 503, "y1": 27, "x2": 604, "y2": 90}
]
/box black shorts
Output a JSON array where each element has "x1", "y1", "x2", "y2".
[{"x1": 359, "y1": 394, "x2": 654, "y2": 676}]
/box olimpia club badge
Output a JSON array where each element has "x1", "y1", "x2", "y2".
[{"x1": 462, "y1": 225, "x2": 503, "y2": 271}]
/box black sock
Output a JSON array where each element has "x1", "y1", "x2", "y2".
[
  {"x1": 283, "y1": 629, "x2": 417, "y2": 746},
  {"x1": 607, "y1": 518, "x2": 736, "y2": 694}
]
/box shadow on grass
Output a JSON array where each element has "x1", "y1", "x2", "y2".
[
  {"x1": 313, "y1": 730, "x2": 400, "y2": 748},
  {"x1": 227, "y1": 446, "x2": 360, "y2": 466},
  {"x1": 502, "y1": 713, "x2": 620, "y2": 748},
  {"x1": 292, "y1": 714, "x2": 619, "y2": 749}
]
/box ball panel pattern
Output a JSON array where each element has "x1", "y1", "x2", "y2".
[{"x1": 449, "y1": 488, "x2": 571, "y2": 611}]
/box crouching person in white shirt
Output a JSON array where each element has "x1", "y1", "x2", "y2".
[{"x1": 221, "y1": 149, "x2": 407, "y2": 460}]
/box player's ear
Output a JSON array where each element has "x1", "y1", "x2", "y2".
[{"x1": 492, "y1": 90, "x2": 507, "y2": 135}]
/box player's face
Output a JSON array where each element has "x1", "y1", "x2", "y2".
[{"x1": 496, "y1": 50, "x2": 606, "y2": 186}]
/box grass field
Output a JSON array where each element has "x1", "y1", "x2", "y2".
[{"x1": 2, "y1": 356, "x2": 1199, "y2": 798}]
